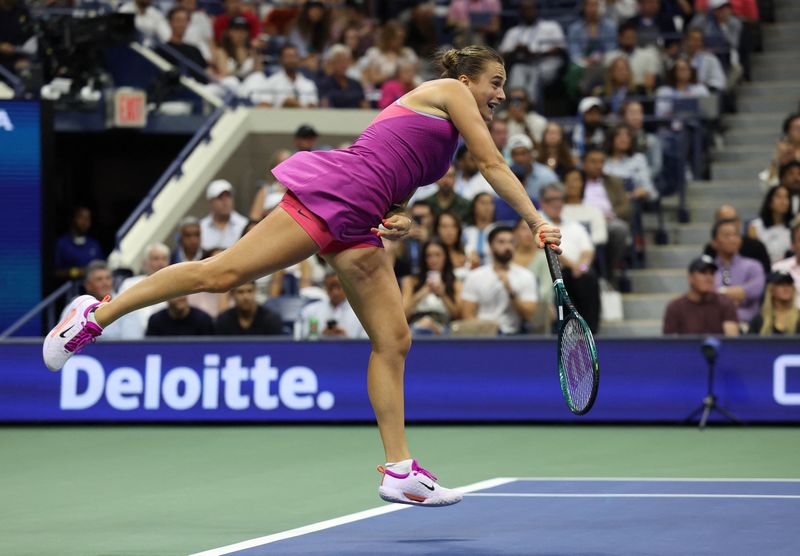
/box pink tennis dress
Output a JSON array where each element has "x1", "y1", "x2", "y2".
[{"x1": 272, "y1": 101, "x2": 460, "y2": 249}]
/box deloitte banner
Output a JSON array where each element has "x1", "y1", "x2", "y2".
[{"x1": 1, "y1": 338, "x2": 799, "y2": 422}]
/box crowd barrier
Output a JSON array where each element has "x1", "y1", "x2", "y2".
[{"x1": 1, "y1": 337, "x2": 798, "y2": 423}]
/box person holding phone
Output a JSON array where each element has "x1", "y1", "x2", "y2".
[
  {"x1": 298, "y1": 272, "x2": 367, "y2": 339},
  {"x1": 401, "y1": 239, "x2": 462, "y2": 335}
]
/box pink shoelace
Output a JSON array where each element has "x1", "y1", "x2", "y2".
[
  {"x1": 411, "y1": 460, "x2": 437, "y2": 482},
  {"x1": 64, "y1": 322, "x2": 103, "y2": 354},
  {"x1": 378, "y1": 459, "x2": 437, "y2": 481}
]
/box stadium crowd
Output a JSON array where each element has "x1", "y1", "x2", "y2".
[{"x1": 22, "y1": 0, "x2": 799, "y2": 337}]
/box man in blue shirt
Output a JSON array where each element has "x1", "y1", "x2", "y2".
[{"x1": 54, "y1": 206, "x2": 103, "y2": 282}]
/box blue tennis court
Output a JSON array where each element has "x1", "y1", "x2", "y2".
[{"x1": 192, "y1": 478, "x2": 800, "y2": 555}]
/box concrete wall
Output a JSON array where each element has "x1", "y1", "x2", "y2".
[{"x1": 182, "y1": 108, "x2": 379, "y2": 234}]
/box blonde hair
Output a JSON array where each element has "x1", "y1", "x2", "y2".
[
  {"x1": 437, "y1": 45, "x2": 504, "y2": 81},
  {"x1": 759, "y1": 287, "x2": 799, "y2": 335},
  {"x1": 603, "y1": 55, "x2": 635, "y2": 96}
]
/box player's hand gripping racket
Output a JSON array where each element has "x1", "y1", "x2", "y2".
[{"x1": 544, "y1": 246, "x2": 600, "y2": 415}]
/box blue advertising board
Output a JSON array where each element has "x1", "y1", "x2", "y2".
[
  {"x1": 0, "y1": 101, "x2": 42, "y2": 336},
  {"x1": 0, "y1": 338, "x2": 799, "y2": 423}
]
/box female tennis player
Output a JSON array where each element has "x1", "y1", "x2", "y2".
[{"x1": 44, "y1": 45, "x2": 561, "y2": 507}]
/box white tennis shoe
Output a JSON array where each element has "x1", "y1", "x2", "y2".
[
  {"x1": 377, "y1": 459, "x2": 463, "y2": 507},
  {"x1": 42, "y1": 295, "x2": 108, "y2": 371}
]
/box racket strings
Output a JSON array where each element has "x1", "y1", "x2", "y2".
[{"x1": 560, "y1": 318, "x2": 596, "y2": 411}]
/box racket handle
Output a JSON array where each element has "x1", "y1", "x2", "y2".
[{"x1": 545, "y1": 243, "x2": 563, "y2": 282}]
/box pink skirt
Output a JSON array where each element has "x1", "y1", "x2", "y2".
[{"x1": 279, "y1": 191, "x2": 380, "y2": 255}]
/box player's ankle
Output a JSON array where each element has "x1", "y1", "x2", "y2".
[{"x1": 92, "y1": 303, "x2": 110, "y2": 328}]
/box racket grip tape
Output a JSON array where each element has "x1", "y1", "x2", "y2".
[{"x1": 545, "y1": 244, "x2": 563, "y2": 282}]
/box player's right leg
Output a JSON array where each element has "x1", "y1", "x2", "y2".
[
  {"x1": 43, "y1": 207, "x2": 319, "y2": 370},
  {"x1": 323, "y1": 246, "x2": 463, "y2": 507}
]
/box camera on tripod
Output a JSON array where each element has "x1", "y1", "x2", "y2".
[{"x1": 35, "y1": 11, "x2": 136, "y2": 103}]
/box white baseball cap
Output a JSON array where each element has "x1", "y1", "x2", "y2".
[
  {"x1": 709, "y1": 0, "x2": 731, "y2": 9},
  {"x1": 578, "y1": 96, "x2": 604, "y2": 114},
  {"x1": 507, "y1": 133, "x2": 534, "y2": 152},
  {"x1": 206, "y1": 179, "x2": 233, "y2": 200}
]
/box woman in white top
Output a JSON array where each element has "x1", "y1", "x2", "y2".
[
  {"x1": 213, "y1": 21, "x2": 258, "y2": 80},
  {"x1": 561, "y1": 167, "x2": 608, "y2": 246},
  {"x1": 620, "y1": 100, "x2": 662, "y2": 180},
  {"x1": 603, "y1": 124, "x2": 657, "y2": 201},
  {"x1": 655, "y1": 57, "x2": 709, "y2": 118},
  {"x1": 401, "y1": 239, "x2": 462, "y2": 335},
  {"x1": 462, "y1": 192, "x2": 497, "y2": 267},
  {"x1": 748, "y1": 185, "x2": 794, "y2": 264}
]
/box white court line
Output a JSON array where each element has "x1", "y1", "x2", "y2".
[
  {"x1": 188, "y1": 477, "x2": 516, "y2": 556},
  {"x1": 508, "y1": 477, "x2": 800, "y2": 482},
  {"x1": 189, "y1": 477, "x2": 800, "y2": 555},
  {"x1": 467, "y1": 493, "x2": 800, "y2": 500}
]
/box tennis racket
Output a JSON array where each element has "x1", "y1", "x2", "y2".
[{"x1": 544, "y1": 245, "x2": 600, "y2": 415}]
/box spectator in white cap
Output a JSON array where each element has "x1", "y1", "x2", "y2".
[
  {"x1": 507, "y1": 133, "x2": 558, "y2": 201},
  {"x1": 200, "y1": 179, "x2": 248, "y2": 251},
  {"x1": 571, "y1": 96, "x2": 607, "y2": 160}
]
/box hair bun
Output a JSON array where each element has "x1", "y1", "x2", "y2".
[{"x1": 440, "y1": 48, "x2": 459, "y2": 71}]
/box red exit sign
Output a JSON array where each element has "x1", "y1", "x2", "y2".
[{"x1": 113, "y1": 88, "x2": 147, "y2": 128}]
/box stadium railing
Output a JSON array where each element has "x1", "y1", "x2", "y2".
[
  {"x1": 114, "y1": 94, "x2": 234, "y2": 250},
  {"x1": 0, "y1": 281, "x2": 77, "y2": 340},
  {"x1": 0, "y1": 65, "x2": 24, "y2": 98}
]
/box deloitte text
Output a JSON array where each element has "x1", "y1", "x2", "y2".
[{"x1": 60, "y1": 354, "x2": 335, "y2": 411}]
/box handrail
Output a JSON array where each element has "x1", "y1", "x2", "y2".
[
  {"x1": 0, "y1": 64, "x2": 24, "y2": 97},
  {"x1": 155, "y1": 41, "x2": 215, "y2": 85},
  {"x1": 128, "y1": 42, "x2": 225, "y2": 108},
  {"x1": 113, "y1": 95, "x2": 233, "y2": 248},
  {"x1": 0, "y1": 281, "x2": 75, "y2": 340}
]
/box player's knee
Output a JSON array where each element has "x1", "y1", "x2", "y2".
[
  {"x1": 373, "y1": 324, "x2": 412, "y2": 359},
  {"x1": 393, "y1": 324, "x2": 412, "y2": 357},
  {"x1": 398, "y1": 327, "x2": 412, "y2": 357}
]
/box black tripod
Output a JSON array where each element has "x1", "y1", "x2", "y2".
[{"x1": 685, "y1": 337, "x2": 740, "y2": 429}]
